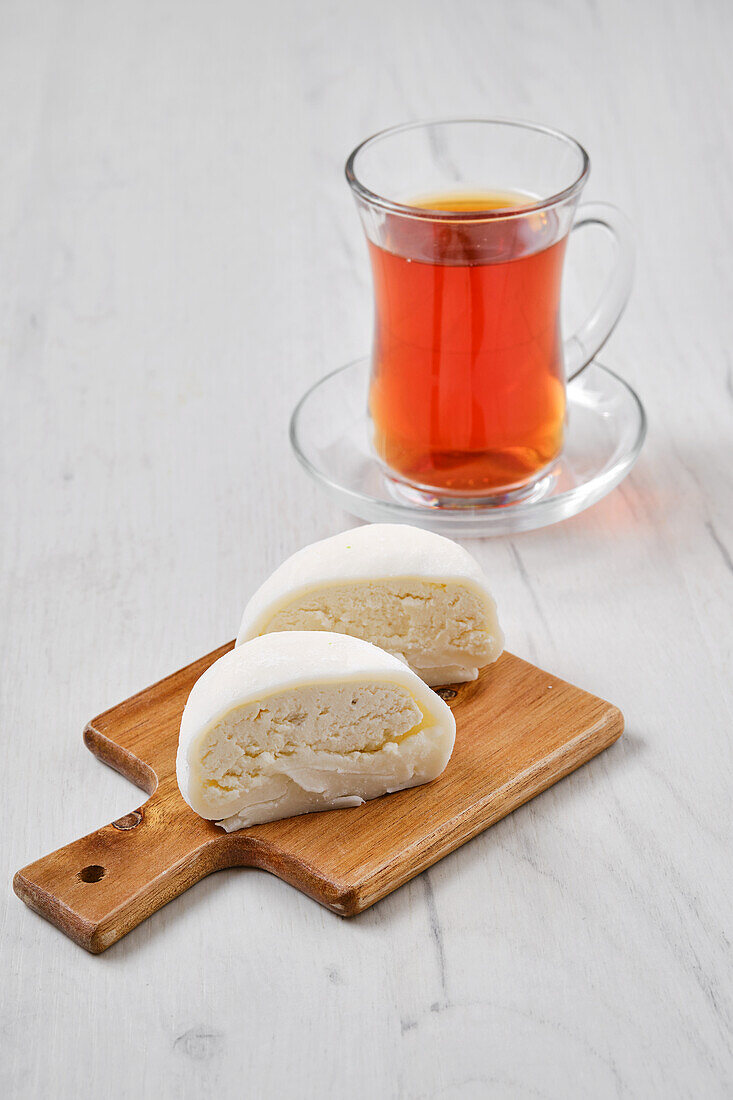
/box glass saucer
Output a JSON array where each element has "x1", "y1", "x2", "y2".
[{"x1": 290, "y1": 357, "x2": 646, "y2": 537}]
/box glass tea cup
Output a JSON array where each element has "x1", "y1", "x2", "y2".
[{"x1": 346, "y1": 119, "x2": 634, "y2": 503}]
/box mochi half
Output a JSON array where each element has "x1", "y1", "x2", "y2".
[
  {"x1": 176, "y1": 630, "x2": 456, "y2": 830},
  {"x1": 236, "y1": 524, "x2": 503, "y2": 686}
]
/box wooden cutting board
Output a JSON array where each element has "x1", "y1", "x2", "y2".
[{"x1": 14, "y1": 643, "x2": 623, "y2": 954}]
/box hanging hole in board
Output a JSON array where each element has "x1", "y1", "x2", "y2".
[{"x1": 78, "y1": 865, "x2": 106, "y2": 884}]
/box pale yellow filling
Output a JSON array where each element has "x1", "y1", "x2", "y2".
[
  {"x1": 194, "y1": 680, "x2": 430, "y2": 800},
  {"x1": 259, "y1": 579, "x2": 493, "y2": 669}
]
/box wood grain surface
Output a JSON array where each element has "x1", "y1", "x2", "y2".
[{"x1": 14, "y1": 644, "x2": 622, "y2": 952}]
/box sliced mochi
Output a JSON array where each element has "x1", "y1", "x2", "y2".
[
  {"x1": 236, "y1": 523, "x2": 503, "y2": 686},
  {"x1": 176, "y1": 631, "x2": 456, "y2": 830}
]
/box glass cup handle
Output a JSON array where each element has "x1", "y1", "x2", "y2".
[{"x1": 563, "y1": 202, "x2": 635, "y2": 382}]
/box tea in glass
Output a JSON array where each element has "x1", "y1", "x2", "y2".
[{"x1": 368, "y1": 190, "x2": 567, "y2": 495}]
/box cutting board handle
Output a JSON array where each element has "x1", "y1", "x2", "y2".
[{"x1": 13, "y1": 784, "x2": 225, "y2": 953}]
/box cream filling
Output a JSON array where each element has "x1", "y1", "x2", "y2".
[
  {"x1": 414, "y1": 664, "x2": 478, "y2": 687},
  {"x1": 257, "y1": 579, "x2": 499, "y2": 685},
  {"x1": 185, "y1": 679, "x2": 448, "y2": 828}
]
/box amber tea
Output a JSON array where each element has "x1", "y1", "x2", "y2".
[{"x1": 367, "y1": 190, "x2": 567, "y2": 496}]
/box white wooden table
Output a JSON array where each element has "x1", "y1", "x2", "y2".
[{"x1": 2, "y1": 1, "x2": 732, "y2": 1096}]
